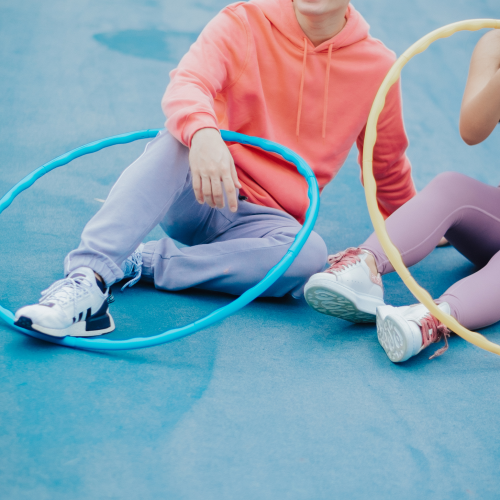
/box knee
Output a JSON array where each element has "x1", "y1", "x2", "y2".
[
  {"x1": 426, "y1": 171, "x2": 471, "y2": 196},
  {"x1": 425, "y1": 172, "x2": 492, "y2": 210},
  {"x1": 154, "y1": 129, "x2": 188, "y2": 155},
  {"x1": 289, "y1": 231, "x2": 327, "y2": 279}
]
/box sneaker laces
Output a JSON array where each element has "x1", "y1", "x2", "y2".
[
  {"x1": 326, "y1": 247, "x2": 362, "y2": 273},
  {"x1": 419, "y1": 313, "x2": 451, "y2": 359},
  {"x1": 40, "y1": 276, "x2": 92, "y2": 321},
  {"x1": 121, "y1": 249, "x2": 143, "y2": 292}
]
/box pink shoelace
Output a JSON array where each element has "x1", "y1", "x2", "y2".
[
  {"x1": 420, "y1": 313, "x2": 451, "y2": 359},
  {"x1": 326, "y1": 247, "x2": 383, "y2": 287},
  {"x1": 326, "y1": 247, "x2": 362, "y2": 273}
]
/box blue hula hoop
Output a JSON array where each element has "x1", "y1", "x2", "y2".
[{"x1": 0, "y1": 129, "x2": 320, "y2": 351}]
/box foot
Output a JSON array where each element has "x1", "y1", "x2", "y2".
[
  {"x1": 14, "y1": 267, "x2": 114, "y2": 337},
  {"x1": 376, "y1": 302, "x2": 451, "y2": 363},
  {"x1": 304, "y1": 247, "x2": 385, "y2": 323},
  {"x1": 120, "y1": 243, "x2": 145, "y2": 291}
]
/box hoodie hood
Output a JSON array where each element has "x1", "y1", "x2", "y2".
[{"x1": 252, "y1": 0, "x2": 370, "y2": 53}]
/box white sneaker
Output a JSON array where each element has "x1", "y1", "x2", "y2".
[
  {"x1": 376, "y1": 302, "x2": 451, "y2": 363},
  {"x1": 120, "y1": 243, "x2": 144, "y2": 291},
  {"x1": 304, "y1": 247, "x2": 385, "y2": 323},
  {"x1": 14, "y1": 267, "x2": 114, "y2": 337}
]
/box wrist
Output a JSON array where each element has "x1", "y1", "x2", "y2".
[{"x1": 191, "y1": 127, "x2": 220, "y2": 148}]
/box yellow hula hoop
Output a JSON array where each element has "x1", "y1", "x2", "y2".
[{"x1": 363, "y1": 19, "x2": 500, "y2": 356}]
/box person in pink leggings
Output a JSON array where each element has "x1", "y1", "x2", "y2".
[{"x1": 305, "y1": 29, "x2": 500, "y2": 363}]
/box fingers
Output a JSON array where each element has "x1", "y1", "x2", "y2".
[
  {"x1": 199, "y1": 160, "x2": 239, "y2": 211},
  {"x1": 197, "y1": 170, "x2": 240, "y2": 212},
  {"x1": 222, "y1": 172, "x2": 237, "y2": 212},
  {"x1": 230, "y1": 158, "x2": 242, "y2": 189},
  {"x1": 192, "y1": 172, "x2": 203, "y2": 204},
  {"x1": 201, "y1": 175, "x2": 216, "y2": 208},
  {"x1": 221, "y1": 157, "x2": 239, "y2": 213},
  {"x1": 210, "y1": 175, "x2": 225, "y2": 209}
]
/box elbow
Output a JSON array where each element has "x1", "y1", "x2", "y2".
[
  {"x1": 460, "y1": 133, "x2": 481, "y2": 146},
  {"x1": 459, "y1": 110, "x2": 498, "y2": 145},
  {"x1": 459, "y1": 122, "x2": 484, "y2": 146},
  {"x1": 161, "y1": 96, "x2": 169, "y2": 117},
  {"x1": 161, "y1": 84, "x2": 173, "y2": 118}
]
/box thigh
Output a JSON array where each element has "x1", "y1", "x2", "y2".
[
  {"x1": 443, "y1": 179, "x2": 500, "y2": 268},
  {"x1": 211, "y1": 199, "x2": 300, "y2": 242},
  {"x1": 108, "y1": 129, "x2": 190, "y2": 200},
  {"x1": 162, "y1": 195, "x2": 299, "y2": 247},
  {"x1": 159, "y1": 180, "x2": 229, "y2": 247},
  {"x1": 211, "y1": 200, "x2": 327, "y2": 288},
  {"x1": 155, "y1": 199, "x2": 326, "y2": 297},
  {"x1": 363, "y1": 172, "x2": 500, "y2": 274}
]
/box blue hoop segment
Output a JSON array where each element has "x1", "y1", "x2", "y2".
[{"x1": 0, "y1": 129, "x2": 320, "y2": 351}]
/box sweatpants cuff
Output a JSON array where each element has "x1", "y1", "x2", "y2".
[
  {"x1": 142, "y1": 241, "x2": 157, "y2": 280},
  {"x1": 64, "y1": 255, "x2": 122, "y2": 288}
]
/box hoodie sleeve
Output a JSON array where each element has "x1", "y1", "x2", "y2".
[
  {"x1": 162, "y1": 5, "x2": 249, "y2": 147},
  {"x1": 356, "y1": 80, "x2": 417, "y2": 219}
]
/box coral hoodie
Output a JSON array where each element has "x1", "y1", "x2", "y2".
[{"x1": 163, "y1": 0, "x2": 416, "y2": 223}]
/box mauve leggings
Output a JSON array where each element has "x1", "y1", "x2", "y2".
[{"x1": 361, "y1": 172, "x2": 500, "y2": 330}]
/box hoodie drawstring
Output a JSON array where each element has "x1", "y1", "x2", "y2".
[
  {"x1": 296, "y1": 38, "x2": 333, "y2": 139},
  {"x1": 322, "y1": 44, "x2": 333, "y2": 139},
  {"x1": 295, "y1": 38, "x2": 308, "y2": 137}
]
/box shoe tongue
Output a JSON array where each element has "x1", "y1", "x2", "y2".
[
  {"x1": 68, "y1": 267, "x2": 106, "y2": 292},
  {"x1": 68, "y1": 272, "x2": 89, "y2": 286},
  {"x1": 69, "y1": 272, "x2": 86, "y2": 279},
  {"x1": 68, "y1": 268, "x2": 95, "y2": 286}
]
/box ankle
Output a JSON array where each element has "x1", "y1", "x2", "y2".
[
  {"x1": 363, "y1": 251, "x2": 379, "y2": 276},
  {"x1": 94, "y1": 272, "x2": 103, "y2": 283}
]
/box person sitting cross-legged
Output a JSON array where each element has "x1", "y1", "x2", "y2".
[{"x1": 15, "y1": 0, "x2": 416, "y2": 337}]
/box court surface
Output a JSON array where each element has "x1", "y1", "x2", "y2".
[{"x1": 1, "y1": 1, "x2": 499, "y2": 498}]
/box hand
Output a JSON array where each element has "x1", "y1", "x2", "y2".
[{"x1": 189, "y1": 128, "x2": 242, "y2": 212}]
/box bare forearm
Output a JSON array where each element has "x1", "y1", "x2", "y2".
[
  {"x1": 459, "y1": 30, "x2": 500, "y2": 146},
  {"x1": 460, "y1": 68, "x2": 500, "y2": 145}
]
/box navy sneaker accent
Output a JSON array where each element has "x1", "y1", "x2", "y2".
[{"x1": 14, "y1": 267, "x2": 115, "y2": 338}]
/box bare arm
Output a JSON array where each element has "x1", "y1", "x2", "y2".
[{"x1": 460, "y1": 29, "x2": 500, "y2": 145}]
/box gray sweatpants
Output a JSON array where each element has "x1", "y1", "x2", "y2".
[{"x1": 64, "y1": 130, "x2": 327, "y2": 298}]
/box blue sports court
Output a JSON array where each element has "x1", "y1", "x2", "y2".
[{"x1": 1, "y1": 0, "x2": 499, "y2": 498}]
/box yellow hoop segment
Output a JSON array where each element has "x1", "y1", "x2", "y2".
[{"x1": 363, "y1": 19, "x2": 500, "y2": 356}]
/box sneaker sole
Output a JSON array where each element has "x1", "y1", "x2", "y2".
[
  {"x1": 304, "y1": 276, "x2": 384, "y2": 324},
  {"x1": 15, "y1": 313, "x2": 115, "y2": 338},
  {"x1": 376, "y1": 308, "x2": 414, "y2": 363}
]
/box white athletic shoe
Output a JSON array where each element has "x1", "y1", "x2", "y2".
[
  {"x1": 120, "y1": 243, "x2": 144, "y2": 291},
  {"x1": 376, "y1": 302, "x2": 451, "y2": 363},
  {"x1": 14, "y1": 267, "x2": 114, "y2": 337},
  {"x1": 304, "y1": 247, "x2": 385, "y2": 323}
]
